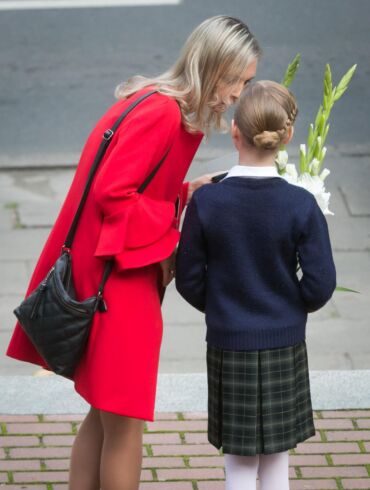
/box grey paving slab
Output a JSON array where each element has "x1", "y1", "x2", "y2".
[
  {"x1": 160, "y1": 324, "x2": 206, "y2": 373},
  {"x1": 331, "y1": 251, "x2": 370, "y2": 321},
  {"x1": 18, "y1": 201, "x2": 61, "y2": 228},
  {"x1": 0, "y1": 228, "x2": 49, "y2": 261},
  {"x1": 328, "y1": 213, "x2": 370, "y2": 251},
  {"x1": 0, "y1": 208, "x2": 14, "y2": 231},
  {"x1": 0, "y1": 261, "x2": 29, "y2": 295},
  {"x1": 0, "y1": 173, "x2": 50, "y2": 205},
  {"x1": 162, "y1": 282, "x2": 204, "y2": 326},
  {"x1": 0, "y1": 169, "x2": 74, "y2": 205},
  {"x1": 306, "y1": 319, "x2": 370, "y2": 370},
  {"x1": 0, "y1": 295, "x2": 24, "y2": 331},
  {"x1": 1, "y1": 371, "x2": 370, "y2": 414},
  {"x1": 339, "y1": 157, "x2": 370, "y2": 216}
]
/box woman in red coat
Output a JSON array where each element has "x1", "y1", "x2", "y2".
[{"x1": 7, "y1": 15, "x2": 261, "y2": 490}]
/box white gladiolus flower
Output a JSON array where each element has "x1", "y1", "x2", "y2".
[
  {"x1": 276, "y1": 150, "x2": 289, "y2": 170},
  {"x1": 287, "y1": 172, "x2": 334, "y2": 215},
  {"x1": 277, "y1": 141, "x2": 333, "y2": 215},
  {"x1": 285, "y1": 163, "x2": 298, "y2": 180}
]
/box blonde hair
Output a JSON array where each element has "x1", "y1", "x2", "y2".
[
  {"x1": 115, "y1": 16, "x2": 261, "y2": 135},
  {"x1": 234, "y1": 80, "x2": 298, "y2": 150}
]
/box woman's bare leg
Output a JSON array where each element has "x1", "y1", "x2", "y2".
[
  {"x1": 69, "y1": 406, "x2": 103, "y2": 490},
  {"x1": 99, "y1": 410, "x2": 144, "y2": 490}
]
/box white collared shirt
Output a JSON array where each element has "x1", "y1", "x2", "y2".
[{"x1": 224, "y1": 165, "x2": 281, "y2": 179}]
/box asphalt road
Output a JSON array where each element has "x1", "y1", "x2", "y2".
[{"x1": 0, "y1": 0, "x2": 369, "y2": 164}]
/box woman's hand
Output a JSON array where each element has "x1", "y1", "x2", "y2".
[
  {"x1": 159, "y1": 251, "x2": 177, "y2": 287},
  {"x1": 187, "y1": 171, "x2": 228, "y2": 203}
]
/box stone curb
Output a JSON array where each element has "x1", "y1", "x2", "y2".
[{"x1": 0, "y1": 371, "x2": 370, "y2": 414}]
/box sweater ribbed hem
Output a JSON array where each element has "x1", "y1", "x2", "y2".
[{"x1": 206, "y1": 323, "x2": 306, "y2": 351}]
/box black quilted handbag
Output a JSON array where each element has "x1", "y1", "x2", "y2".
[{"x1": 13, "y1": 90, "x2": 170, "y2": 379}]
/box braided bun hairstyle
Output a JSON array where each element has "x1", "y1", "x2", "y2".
[{"x1": 234, "y1": 80, "x2": 298, "y2": 151}]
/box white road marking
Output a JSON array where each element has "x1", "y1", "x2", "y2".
[{"x1": 0, "y1": 0, "x2": 181, "y2": 11}]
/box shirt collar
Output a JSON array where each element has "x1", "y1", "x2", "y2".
[{"x1": 225, "y1": 165, "x2": 281, "y2": 179}]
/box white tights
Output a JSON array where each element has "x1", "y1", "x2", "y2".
[{"x1": 224, "y1": 451, "x2": 289, "y2": 490}]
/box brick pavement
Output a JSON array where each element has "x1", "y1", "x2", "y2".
[{"x1": 0, "y1": 410, "x2": 370, "y2": 489}]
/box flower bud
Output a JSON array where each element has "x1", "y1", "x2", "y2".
[
  {"x1": 310, "y1": 158, "x2": 321, "y2": 175},
  {"x1": 320, "y1": 168, "x2": 330, "y2": 181},
  {"x1": 276, "y1": 150, "x2": 288, "y2": 170}
]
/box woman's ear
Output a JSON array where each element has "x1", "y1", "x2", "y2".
[{"x1": 282, "y1": 125, "x2": 294, "y2": 145}]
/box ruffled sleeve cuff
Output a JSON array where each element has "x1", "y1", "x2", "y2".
[{"x1": 94, "y1": 194, "x2": 180, "y2": 270}]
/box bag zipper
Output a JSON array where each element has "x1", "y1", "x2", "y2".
[
  {"x1": 30, "y1": 267, "x2": 55, "y2": 320},
  {"x1": 30, "y1": 281, "x2": 47, "y2": 320},
  {"x1": 52, "y1": 273, "x2": 91, "y2": 316}
]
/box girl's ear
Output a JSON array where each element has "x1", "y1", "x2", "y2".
[
  {"x1": 231, "y1": 120, "x2": 241, "y2": 149},
  {"x1": 231, "y1": 119, "x2": 237, "y2": 135},
  {"x1": 282, "y1": 125, "x2": 294, "y2": 145}
]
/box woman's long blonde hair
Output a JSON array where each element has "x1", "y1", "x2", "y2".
[{"x1": 115, "y1": 16, "x2": 261, "y2": 135}]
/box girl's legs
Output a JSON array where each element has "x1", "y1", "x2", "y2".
[
  {"x1": 224, "y1": 453, "x2": 259, "y2": 490},
  {"x1": 99, "y1": 410, "x2": 145, "y2": 490},
  {"x1": 258, "y1": 450, "x2": 290, "y2": 490},
  {"x1": 224, "y1": 450, "x2": 290, "y2": 490},
  {"x1": 69, "y1": 406, "x2": 103, "y2": 490}
]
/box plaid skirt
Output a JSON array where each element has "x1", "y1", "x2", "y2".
[{"x1": 207, "y1": 340, "x2": 315, "y2": 456}]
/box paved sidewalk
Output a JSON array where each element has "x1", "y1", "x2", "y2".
[
  {"x1": 0, "y1": 410, "x2": 370, "y2": 489},
  {"x1": 1, "y1": 146, "x2": 370, "y2": 375}
]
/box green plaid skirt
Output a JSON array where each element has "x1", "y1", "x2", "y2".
[{"x1": 207, "y1": 340, "x2": 315, "y2": 456}]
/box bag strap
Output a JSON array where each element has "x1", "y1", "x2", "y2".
[
  {"x1": 63, "y1": 89, "x2": 160, "y2": 250},
  {"x1": 60, "y1": 89, "x2": 172, "y2": 308}
]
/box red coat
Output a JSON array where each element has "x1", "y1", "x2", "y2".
[{"x1": 6, "y1": 89, "x2": 203, "y2": 421}]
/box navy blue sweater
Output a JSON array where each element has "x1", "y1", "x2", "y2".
[{"x1": 175, "y1": 177, "x2": 336, "y2": 350}]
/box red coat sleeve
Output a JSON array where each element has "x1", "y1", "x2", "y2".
[
  {"x1": 92, "y1": 93, "x2": 181, "y2": 270},
  {"x1": 180, "y1": 182, "x2": 190, "y2": 215}
]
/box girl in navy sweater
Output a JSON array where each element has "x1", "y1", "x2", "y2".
[{"x1": 176, "y1": 80, "x2": 336, "y2": 490}]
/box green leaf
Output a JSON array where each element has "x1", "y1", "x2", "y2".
[
  {"x1": 333, "y1": 64, "x2": 357, "y2": 102},
  {"x1": 282, "y1": 53, "x2": 301, "y2": 87},
  {"x1": 335, "y1": 286, "x2": 360, "y2": 294}
]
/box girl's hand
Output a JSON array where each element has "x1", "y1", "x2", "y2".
[
  {"x1": 159, "y1": 251, "x2": 177, "y2": 287},
  {"x1": 187, "y1": 171, "x2": 228, "y2": 203}
]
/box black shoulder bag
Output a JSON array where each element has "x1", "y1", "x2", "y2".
[{"x1": 14, "y1": 90, "x2": 169, "y2": 379}]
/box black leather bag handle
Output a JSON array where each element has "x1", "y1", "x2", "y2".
[{"x1": 61, "y1": 90, "x2": 171, "y2": 304}]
